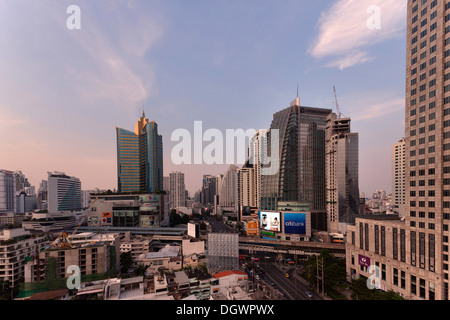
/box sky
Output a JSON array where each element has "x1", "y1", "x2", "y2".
[{"x1": 0, "y1": 0, "x2": 407, "y2": 197}]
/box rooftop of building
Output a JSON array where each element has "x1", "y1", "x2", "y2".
[
  {"x1": 354, "y1": 214, "x2": 402, "y2": 221},
  {"x1": 143, "y1": 245, "x2": 180, "y2": 259},
  {"x1": 29, "y1": 289, "x2": 69, "y2": 300},
  {"x1": 213, "y1": 270, "x2": 247, "y2": 279}
]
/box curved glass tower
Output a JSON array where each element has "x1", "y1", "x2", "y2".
[{"x1": 116, "y1": 111, "x2": 163, "y2": 194}]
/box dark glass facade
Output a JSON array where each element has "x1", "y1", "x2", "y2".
[{"x1": 261, "y1": 104, "x2": 331, "y2": 221}]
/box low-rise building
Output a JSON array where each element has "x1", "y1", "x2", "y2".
[
  {"x1": 0, "y1": 228, "x2": 51, "y2": 286},
  {"x1": 135, "y1": 245, "x2": 182, "y2": 273}
]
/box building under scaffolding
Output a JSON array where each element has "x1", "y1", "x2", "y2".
[{"x1": 206, "y1": 232, "x2": 239, "y2": 273}]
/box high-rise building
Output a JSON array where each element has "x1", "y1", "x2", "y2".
[
  {"x1": 163, "y1": 176, "x2": 170, "y2": 193},
  {"x1": 169, "y1": 171, "x2": 186, "y2": 209},
  {"x1": 325, "y1": 113, "x2": 359, "y2": 235},
  {"x1": 346, "y1": 0, "x2": 448, "y2": 300},
  {"x1": 116, "y1": 111, "x2": 163, "y2": 194},
  {"x1": 261, "y1": 96, "x2": 331, "y2": 231},
  {"x1": 201, "y1": 175, "x2": 216, "y2": 206},
  {"x1": 392, "y1": 138, "x2": 406, "y2": 217},
  {"x1": 14, "y1": 170, "x2": 31, "y2": 192},
  {"x1": 217, "y1": 165, "x2": 239, "y2": 210},
  {"x1": 248, "y1": 130, "x2": 267, "y2": 209},
  {"x1": 238, "y1": 163, "x2": 256, "y2": 209},
  {"x1": 47, "y1": 172, "x2": 82, "y2": 213},
  {"x1": 37, "y1": 180, "x2": 48, "y2": 210},
  {"x1": 0, "y1": 170, "x2": 16, "y2": 213}
]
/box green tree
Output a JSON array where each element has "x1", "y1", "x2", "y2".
[
  {"x1": 350, "y1": 278, "x2": 404, "y2": 300},
  {"x1": 135, "y1": 263, "x2": 149, "y2": 277},
  {"x1": 120, "y1": 251, "x2": 133, "y2": 274},
  {"x1": 302, "y1": 249, "x2": 347, "y2": 291}
]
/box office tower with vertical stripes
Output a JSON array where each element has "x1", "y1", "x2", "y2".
[{"x1": 116, "y1": 111, "x2": 163, "y2": 194}]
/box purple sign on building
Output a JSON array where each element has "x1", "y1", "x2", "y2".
[{"x1": 358, "y1": 255, "x2": 371, "y2": 268}]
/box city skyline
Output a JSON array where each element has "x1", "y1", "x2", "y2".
[{"x1": 0, "y1": 0, "x2": 407, "y2": 196}]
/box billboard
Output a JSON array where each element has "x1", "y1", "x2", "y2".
[
  {"x1": 283, "y1": 213, "x2": 306, "y2": 235},
  {"x1": 246, "y1": 221, "x2": 258, "y2": 235},
  {"x1": 259, "y1": 211, "x2": 281, "y2": 232}
]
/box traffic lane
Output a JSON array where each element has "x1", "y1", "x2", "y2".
[
  {"x1": 265, "y1": 263, "x2": 322, "y2": 300},
  {"x1": 264, "y1": 263, "x2": 310, "y2": 300}
]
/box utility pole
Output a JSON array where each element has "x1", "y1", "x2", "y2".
[
  {"x1": 316, "y1": 255, "x2": 325, "y2": 295},
  {"x1": 321, "y1": 256, "x2": 325, "y2": 295}
]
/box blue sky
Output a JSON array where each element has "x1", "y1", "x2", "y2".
[{"x1": 0, "y1": 0, "x2": 407, "y2": 196}]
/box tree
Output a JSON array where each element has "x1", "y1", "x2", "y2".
[
  {"x1": 302, "y1": 249, "x2": 347, "y2": 291},
  {"x1": 135, "y1": 263, "x2": 149, "y2": 277},
  {"x1": 350, "y1": 278, "x2": 404, "y2": 300},
  {"x1": 120, "y1": 251, "x2": 133, "y2": 274}
]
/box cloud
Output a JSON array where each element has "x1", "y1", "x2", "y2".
[
  {"x1": 309, "y1": 0, "x2": 406, "y2": 69},
  {"x1": 338, "y1": 89, "x2": 405, "y2": 121},
  {"x1": 65, "y1": 3, "x2": 164, "y2": 109}
]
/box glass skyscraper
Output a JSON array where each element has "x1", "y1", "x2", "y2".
[
  {"x1": 261, "y1": 97, "x2": 331, "y2": 229},
  {"x1": 116, "y1": 111, "x2": 163, "y2": 194}
]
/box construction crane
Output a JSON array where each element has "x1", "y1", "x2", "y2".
[
  {"x1": 333, "y1": 86, "x2": 346, "y2": 119},
  {"x1": 50, "y1": 197, "x2": 99, "y2": 249}
]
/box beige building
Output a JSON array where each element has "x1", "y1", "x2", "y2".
[
  {"x1": 346, "y1": 216, "x2": 440, "y2": 300},
  {"x1": 0, "y1": 228, "x2": 50, "y2": 286},
  {"x1": 347, "y1": 0, "x2": 450, "y2": 300},
  {"x1": 392, "y1": 139, "x2": 406, "y2": 217}
]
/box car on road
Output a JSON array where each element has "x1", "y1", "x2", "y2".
[
  {"x1": 285, "y1": 273, "x2": 290, "y2": 278},
  {"x1": 305, "y1": 291, "x2": 313, "y2": 298}
]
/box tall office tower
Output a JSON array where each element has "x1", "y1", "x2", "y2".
[
  {"x1": 248, "y1": 130, "x2": 267, "y2": 209},
  {"x1": 47, "y1": 172, "x2": 82, "y2": 213},
  {"x1": 217, "y1": 165, "x2": 239, "y2": 210},
  {"x1": 116, "y1": 111, "x2": 163, "y2": 194},
  {"x1": 169, "y1": 171, "x2": 186, "y2": 209},
  {"x1": 393, "y1": 138, "x2": 406, "y2": 217},
  {"x1": 261, "y1": 95, "x2": 331, "y2": 230},
  {"x1": 346, "y1": 0, "x2": 448, "y2": 300},
  {"x1": 201, "y1": 175, "x2": 216, "y2": 206},
  {"x1": 325, "y1": 113, "x2": 359, "y2": 235},
  {"x1": 238, "y1": 162, "x2": 257, "y2": 209},
  {"x1": 163, "y1": 176, "x2": 170, "y2": 192},
  {"x1": 15, "y1": 171, "x2": 31, "y2": 192},
  {"x1": 37, "y1": 180, "x2": 48, "y2": 210},
  {"x1": 0, "y1": 170, "x2": 16, "y2": 213}
]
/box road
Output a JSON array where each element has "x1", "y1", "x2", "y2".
[{"x1": 262, "y1": 262, "x2": 322, "y2": 300}]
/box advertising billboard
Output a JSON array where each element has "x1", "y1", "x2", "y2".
[
  {"x1": 246, "y1": 221, "x2": 258, "y2": 235},
  {"x1": 259, "y1": 211, "x2": 281, "y2": 232},
  {"x1": 283, "y1": 213, "x2": 306, "y2": 235}
]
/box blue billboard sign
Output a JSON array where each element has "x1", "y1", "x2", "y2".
[{"x1": 284, "y1": 213, "x2": 306, "y2": 235}]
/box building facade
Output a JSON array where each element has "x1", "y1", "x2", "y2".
[
  {"x1": 346, "y1": 0, "x2": 450, "y2": 300},
  {"x1": 0, "y1": 229, "x2": 50, "y2": 286},
  {"x1": 261, "y1": 97, "x2": 331, "y2": 231},
  {"x1": 116, "y1": 111, "x2": 163, "y2": 194},
  {"x1": 0, "y1": 170, "x2": 16, "y2": 214},
  {"x1": 325, "y1": 113, "x2": 359, "y2": 235},
  {"x1": 169, "y1": 172, "x2": 186, "y2": 209},
  {"x1": 47, "y1": 172, "x2": 82, "y2": 213},
  {"x1": 392, "y1": 138, "x2": 406, "y2": 217}
]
